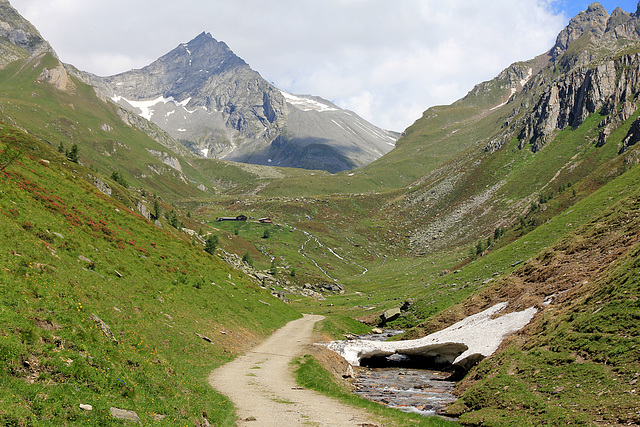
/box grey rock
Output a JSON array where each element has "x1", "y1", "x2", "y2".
[
  {"x1": 380, "y1": 308, "x2": 401, "y2": 324},
  {"x1": 137, "y1": 202, "x2": 151, "y2": 221},
  {"x1": 93, "y1": 177, "x2": 112, "y2": 196},
  {"x1": 0, "y1": 1, "x2": 57, "y2": 67},
  {"x1": 320, "y1": 282, "x2": 344, "y2": 293},
  {"x1": 90, "y1": 314, "x2": 118, "y2": 344},
  {"x1": 109, "y1": 407, "x2": 141, "y2": 423},
  {"x1": 146, "y1": 149, "x2": 182, "y2": 172}
]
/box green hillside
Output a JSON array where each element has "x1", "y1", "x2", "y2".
[{"x1": 0, "y1": 125, "x2": 300, "y2": 426}]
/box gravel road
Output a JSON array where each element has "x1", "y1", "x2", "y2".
[{"x1": 209, "y1": 314, "x2": 376, "y2": 426}]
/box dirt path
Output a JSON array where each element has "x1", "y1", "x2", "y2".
[{"x1": 209, "y1": 314, "x2": 375, "y2": 426}]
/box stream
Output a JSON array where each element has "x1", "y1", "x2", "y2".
[{"x1": 351, "y1": 331, "x2": 458, "y2": 417}]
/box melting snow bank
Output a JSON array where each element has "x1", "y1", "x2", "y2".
[{"x1": 328, "y1": 302, "x2": 537, "y2": 371}]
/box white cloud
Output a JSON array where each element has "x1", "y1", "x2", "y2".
[{"x1": 10, "y1": 0, "x2": 572, "y2": 130}]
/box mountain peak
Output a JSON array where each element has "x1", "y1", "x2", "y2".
[
  {"x1": 192, "y1": 31, "x2": 214, "y2": 42},
  {"x1": 586, "y1": 2, "x2": 606, "y2": 14},
  {"x1": 186, "y1": 31, "x2": 219, "y2": 49},
  {"x1": 170, "y1": 32, "x2": 247, "y2": 72},
  {"x1": 548, "y1": 2, "x2": 640, "y2": 66}
]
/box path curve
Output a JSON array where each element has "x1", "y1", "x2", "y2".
[{"x1": 209, "y1": 314, "x2": 374, "y2": 426}]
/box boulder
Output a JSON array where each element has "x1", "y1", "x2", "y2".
[
  {"x1": 90, "y1": 314, "x2": 118, "y2": 344},
  {"x1": 380, "y1": 308, "x2": 401, "y2": 324},
  {"x1": 320, "y1": 282, "x2": 344, "y2": 292},
  {"x1": 137, "y1": 202, "x2": 151, "y2": 221},
  {"x1": 109, "y1": 407, "x2": 141, "y2": 423},
  {"x1": 93, "y1": 177, "x2": 112, "y2": 196}
]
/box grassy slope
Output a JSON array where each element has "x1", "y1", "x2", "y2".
[
  {"x1": 363, "y1": 152, "x2": 640, "y2": 424},
  {"x1": 0, "y1": 54, "x2": 203, "y2": 201},
  {"x1": 0, "y1": 125, "x2": 300, "y2": 426},
  {"x1": 447, "y1": 170, "x2": 640, "y2": 425}
]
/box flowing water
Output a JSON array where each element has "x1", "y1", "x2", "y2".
[{"x1": 351, "y1": 331, "x2": 458, "y2": 417}]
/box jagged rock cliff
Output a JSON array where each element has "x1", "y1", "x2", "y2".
[
  {"x1": 394, "y1": 2, "x2": 640, "y2": 256},
  {"x1": 485, "y1": 2, "x2": 640, "y2": 154},
  {"x1": 519, "y1": 53, "x2": 640, "y2": 152}
]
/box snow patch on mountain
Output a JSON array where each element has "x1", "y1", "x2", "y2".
[
  {"x1": 280, "y1": 90, "x2": 338, "y2": 112},
  {"x1": 111, "y1": 95, "x2": 170, "y2": 120},
  {"x1": 520, "y1": 68, "x2": 533, "y2": 87},
  {"x1": 111, "y1": 95, "x2": 202, "y2": 120}
]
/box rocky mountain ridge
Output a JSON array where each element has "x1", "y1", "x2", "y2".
[
  {"x1": 0, "y1": 0, "x2": 54, "y2": 67},
  {"x1": 486, "y1": 2, "x2": 640, "y2": 153},
  {"x1": 78, "y1": 32, "x2": 397, "y2": 173}
]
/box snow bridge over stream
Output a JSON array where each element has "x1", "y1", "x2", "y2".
[{"x1": 328, "y1": 302, "x2": 537, "y2": 371}]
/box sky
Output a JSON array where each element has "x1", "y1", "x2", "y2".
[{"x1": 8, "y1": 1, "x2": 640, "y2": 131}]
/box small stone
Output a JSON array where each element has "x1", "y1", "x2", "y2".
[
  {"x1": 79, "y1": 404, "x2": 92, "y2": 411},
  {"x1": 110, "y1": 407, "x2": 141, "y2": 423}
]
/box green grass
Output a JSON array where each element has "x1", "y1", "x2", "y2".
[
  {"x1": 0, "y1": 125, "x2": 300, "y2": 425},
  {"x1": 316, "y1": 314, "x2": 372, "y2": 339},
  {"x1": 293, "y1": 355, "x2": 458, "y2": 427},
  {"x1": 450, "y1": 191, "x2": 640, "y2": 425}
]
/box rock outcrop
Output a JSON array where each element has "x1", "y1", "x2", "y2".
[
  {"x1": 36, "y1": 62, "x2": 75, "y2": 92},
  {"x1": 518, "y1": 54, "x2": 640, "y2": 152},
  {"x1": 484, "y1": 5, "x2": 640, "y2": 154},
  {"x1": 0, "y1": 0, "x2": 56, "y2": 68}
]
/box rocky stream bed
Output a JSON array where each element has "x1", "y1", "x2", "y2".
[{"x1": 351, "y1": 331, "x2": 458, "y2": 417}]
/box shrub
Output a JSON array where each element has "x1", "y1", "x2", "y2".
[
  {"x1": 242, "y1": 252, "x2": 253, "y2": 267},
  {"x1": 110, "y1": 170, "x2": 129, "y2": 188},
  {"x1": 66, "y1": 143, "x2": 79, "y2": 163},
  {"x1": 204, "y1": 235, "x2": 219, "y2": 255}
]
